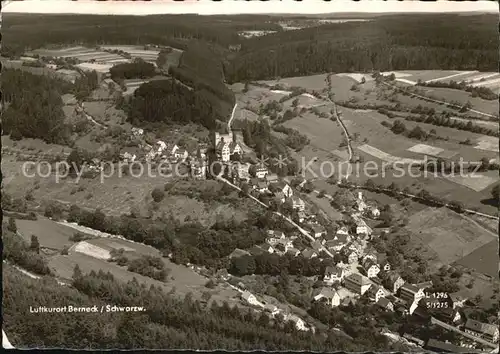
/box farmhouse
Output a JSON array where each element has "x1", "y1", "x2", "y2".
[
  {"x1": 343, "y1": 273, "x2": 372, "y2": 296},
  {"x1": 313, "y1": 287, "x2": 341, "y2": 307},
  {"x1": 464, "y1": 319, "x2": 499, "y2": 343},
  {"x1": 323, "y1": 266, "x2": 345, "y2": 285}
]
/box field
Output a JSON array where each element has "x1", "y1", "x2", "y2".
[
  {"x1": 383, "y1": 70, "x2": 500, "y2": 93},
  {"x1": 405, "y1": 207, "x2": 497, "y2": 272},
  {"x1": 444, "y1": 173, "x2": 498, "y2": 192},
  {"x1": 30, "y1": 46, "x2": 126, "y2": 63},
  {"x1": 258, "y1": 73, "x2": 329, "y2": 92},
  {"x1": 455, "y1": 240, "x2": 499, "y2": 278},
  {"x1": 475, "y1": 136, "x2": 499, "y2": 153},
  {"x1": 234, "y1": 74, "x2": 498, "y2": 214},
  {"x1": 14, "y1": 216, "x2": 92, "y2": 250},
  {"x1": 410, "y1": 86, "x2": 498, "y2": 117},
  {"x1": 48, "y1": 243, "x2": 243, "y2": 306}
]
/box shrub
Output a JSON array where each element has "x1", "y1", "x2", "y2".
[{"x1": 152, "y1": 187, "x2": 165, "y2": 202}]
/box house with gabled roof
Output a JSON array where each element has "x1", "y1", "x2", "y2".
[
  {"x1": 264, "y1": 304, "x2": 280, "y2": 316},
  {"x1": 366, "y1": 285, "x2": 386, "y2": 303},
  {"x1": 274, "y1": 181, "x2": 293, "y2": 198},
  {"x1": 363, "y1": 259, "x2": 380, "y2": 278},
  {"x1": 336, "y1": 226, "x2": 350, "y2": 236},
  {"x1": 228, "y1": 248, "x2": 251, "y2": 259},
  {"x1": 433, "y1": 306, "x2": 462, "y2": 324},
  {"x1": 255, "y1": 164, "x2": 268, "y2": 179},
  {"x1": 308, "y1": 224, "x2": 327, "y2": 238},
  {"x1": 251, "y1": 178, "x2": 269, "y2": 193},
  {"x1": 464, "y1": 319, "x2": 499, "y2": 343},
  {"x1": 344, "y1": 273, "x2": 372, "y2": 295},
  {"x1": 290, "y1": 196, "x2": 305, "y2": 211},
  {"x1": 323, "y1": 266, "x2": 345, "y2": 285},
  {"x1": 376, "y1": 297, "x2": 394, "y2": 312},
  {"x1": 301, "y1": 248, "x2": 317, "y2": 259},
  {"x1": 425, "y1": 339, "x2": 482, "y2": 353},
  {"x1": 229, "y1": 141, "x2": 242, "y2": 156},
  {"x1": 448, "y1": 293, "x2": 468, "y2": 309},
  {"x1": 311, "y1": 240, "x2": 323, "y2": 254},
  {"x1": 313, "y1": 287, "x2": 341, "y2": 307},
  {"x1": 216, "y1": 139, "x2": 231, "y2": 162},
  {"x1": 286, "y1": 247, "x2": 301, "y2": 257},
  {"x1": 241, "y1": 291, "x2": 260, "y2": 306},
  {"x1": 341, "y1": 248, "x2": 358, "y2": 264},
  {"x1": 384, "y1": 271, "x2": 405, "y2": 293},
  {"x1": 325, "y1": 239, "x2": 346, "y2": 252},
  {"x1": 265, "y1": 173, "x2": 279, "y2": 184}
]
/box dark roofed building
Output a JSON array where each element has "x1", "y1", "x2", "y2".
[
  {"x1": 464, "y1": 318, "x2": 499, "y2": 343},
  {"x1": 425, "y1": 339, "x2": 481, "y2": 353}
]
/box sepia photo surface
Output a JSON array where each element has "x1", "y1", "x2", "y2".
[{"x1": 1, "y1": 0, "x2": 499, "y2": 351}]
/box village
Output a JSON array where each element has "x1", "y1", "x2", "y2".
[{"x1": 111, "y1": 118, "x2": 499, "y2": 351}]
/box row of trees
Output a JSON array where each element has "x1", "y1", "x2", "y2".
[
  {"x1": 229, "y1": 253, "x2": 331, "y2": 277},
  {"x1": 418, "y1": 80, "x2": 497, "y2": 101}
]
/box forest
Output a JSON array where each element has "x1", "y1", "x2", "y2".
[
  {"x1": 225, "y1": 14, "x2": 497, "y2": 82},
  {"x1": 109, "y1": 60, "x2": 157, "y2": 81},
  {"x1": 1, "y1": 69, "x2": 74, "y2": 144},
  {"x1": 0, "y1": 13, "x2": 280, "y2": 57},
  {"x1": 122, "y1": 78, "x2": 221, "y2": 130}
]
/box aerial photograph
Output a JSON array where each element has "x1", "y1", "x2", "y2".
[{"x1": 1, "y1": 0, "x2": 499, "y2": 352}]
